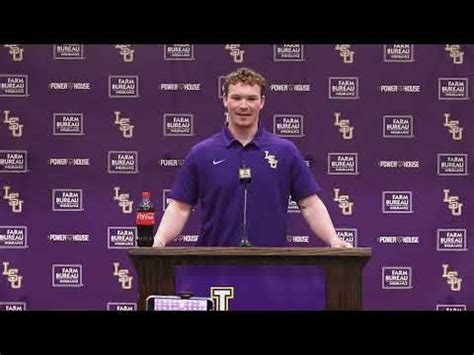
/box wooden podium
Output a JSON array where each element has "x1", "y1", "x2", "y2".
[{"x1": 128, "y1": 247, "x2": 371, "y2": 310}]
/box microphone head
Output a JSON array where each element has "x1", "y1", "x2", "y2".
[{"x1": 239, "y1": 167, "x2": 252, "y2": 183}]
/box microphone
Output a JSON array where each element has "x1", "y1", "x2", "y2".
[{"x1": 238, "y1": 163, "x2": 252, "y2": 247}]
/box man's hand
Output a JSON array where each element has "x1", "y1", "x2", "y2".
[
  {"x1": 152, "y1": 239, "x2": 165, "y2": 248},
  {"x1": 328, "y1": 238, "x2": 353, "y2": 248}
]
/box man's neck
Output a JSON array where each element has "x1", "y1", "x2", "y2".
[{"x1": 228, "y1": 124, "x2": 258, "y2": 146}]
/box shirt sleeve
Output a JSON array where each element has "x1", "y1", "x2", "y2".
[
  {"x1": 169, "y1": 148, "x2": 199, "y2": 206},
  {"x1": 289, "y1": 142, "x2": 321, "y2": 201}
]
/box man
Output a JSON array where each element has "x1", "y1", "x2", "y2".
[{"x1": 153, "y1": 67, "x2": 351, "y2": 248}]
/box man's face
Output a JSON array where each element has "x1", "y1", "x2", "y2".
[{"x1": 223, "y1": 82, "x2": 265, "y2": 129}]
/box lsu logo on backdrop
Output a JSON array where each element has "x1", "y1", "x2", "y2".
[
  {"x1": 52, "y1": 189, "x2": 83, "y2": 211},
  {"x1": 0, "y1": 302, "x2": 26, "y2": 311},
  {"x1": 336, "y1": 229, "x2": 357, "y2": 247},
  {"x1": 113, "y1": 187, "x2": 134, "y2": 214},
  {"x1": 287, "y1": 195, "x2": 300, "y2": 213},
  {"x1": 273, "y1": 114, "x2": 304, "y2": 137},
  {"x1": 335, "y1": 44, "x2": 354, "y2": 63},
  {"x1": 437, "y1": 229, "x2": 467, "y2": 251},
  {"x1": 0, "y1": 150, "x2": 28, "y2": 173},
  {"x1": 442, "y1": 264, "x2": 462, "y2": 291},
  {"x1": 107, "y1": 302, "x2": 137, "y2": 311},
  {"x1": 383, "y1": 115, "x2": 414, "y2": 138},
  {"x1": 53, "y1": 113, "x2": 84, "y2": 136},
  {"x1": 333, "y1": 188, "x2": 353, "y2": 215},
  {"x1": 286, "y1": 235, "x2": 310, "y2": 244},
  {"x1": 108, "y1": 227, "x2": 137, "y2": 249},
  {"x1": 53, "y1": 44, "x2": 85, "y2": 59},
  {"x1": 0, "y1": 226, "x2": 27, "y2": 248},
  {"x1": 382, "y1": 267, "x2": 412, "y2": 289},
  {"x1": 210, "y1": 287, "x2": 235, "y2": 311},
  {"x1": 2, "y1": 185, "x2": 24, "y2": 213},
  {"x1": 436, "y1": 304, "x2": 466, "y2": 311},
  {"x1": 225, "y1": 44, "x2": 244, "y2": 63},
  {"x1": 3, "y1": 110, "x2": 23, "y2": 137},
  {"x1": 113, "y1": 262, "x2": 133, "y2": 290},
  {"x1": 115, "y1": 44, "x2": 134, "y2": 62},
  {"x1": 443, "y1": 189, "x2": 463, "y2": 216},
  {"x1": 273, "y1": 45, "x2": 304, "y2": 61},
  {"x1": 382, "y1": 191, "x2": 413, "y2": 213},
  {"x1": 328, "y1": 153, "x2": 359, "y2": 175},
  {"x1": 383, "y1": 44, "x2": 414, "y2": 62},
  {"x1": 334, "y1": 112, "x2": 354, "y2": 139},
  {"x1": 163, "y1": 113, "x2": 194, "y2": 136},
  {"x1": 437, "y1": 153, "x2": 468, "y2": 176},
  {"x1": 163, "y1": 45, "x2": 195, "y2": 60},
  {"x1": 162, "y1": 189, "x2": 172, "y2": 212},
  {"x1": 114, "y1": 111, "x2": 134, "y2": 138},
  {"x1": 2, "y1": 261, "x2": 23, "y2": 289},
  {"x1": 218, "y1": 76, "x2": 226, "y2": 98},
  {"x1": 0, "y1": 74, "x2": 28, "y2": 97},
  {"x1": 108, "y1": 75, "x2": 139, "y2": 98},
  {"x1": 438, "y1": 78, "x2": 469, "y2": 100},
  {"x1": 444, "y1": 45, "x2": 464, "y2": 64},
  {"x1": 329, "y1": 77, "x2": 359, "y2": 99},
  {"x1": 4, "y1": 44, "x2": 24, "y2": 61},
  {"x1": 52, "y1": 264, "x2": 83, "y2": 287},
  {"x1": 107, "y1": 151, "x2": 139, "y2": 174},
  {"x1": 443, "y1": 113, "x2": 463, "y2": 140}
]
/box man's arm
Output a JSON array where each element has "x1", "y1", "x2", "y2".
[
  {"x1": 152, "y1": 199, "x2": 193, "y2": 248},
  {"x1": 298, "y1": 194, "x2": 352, "y2": 248}
]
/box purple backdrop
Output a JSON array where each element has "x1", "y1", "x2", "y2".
[{"x1": 0, "y1": 44, "x2": 472, "y2": 310}]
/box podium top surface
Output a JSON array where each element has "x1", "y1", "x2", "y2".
[{"x1": 128, "y1": 247, "x2": 371, "y2": 257}]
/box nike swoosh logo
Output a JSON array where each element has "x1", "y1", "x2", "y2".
[{"x1": 213, "y1": 159, "x2": 226, "y2": 165}]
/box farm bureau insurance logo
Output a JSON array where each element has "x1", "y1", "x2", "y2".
[
  {"x1": 52, "y1": 189, "x2": 83, "y2": 211},
  {"x1": 107, "y1": 151, "x2": 139, "y2": 174},
  {"x1": 163, "y1": 45, "x2": 195, "y2": 60},
  {"x1": 328, "y1": 153, "x2": 359, "y2": 175},
  {"x1": 163, "y1": 114, "x2": 194, "y2": 136},
  {"x1": 336, "y1": 228, "x2": 357, "y2": 247},
  {"x1": 0, "y1": 150, "x2": 28, "y2": 173},
  {"x1": 273, "y1": 45, "x2": 304, "y2": 61},
  {"x1": 53, "y1": 45, "x2": 85, "y2": 59},
  {"x1": 107, "y1": 302, "x2": 137, "y2": 311},
  {"x1": 382, "y1": 267, "x2": 412, "y2": 289},
  {"x1": 383, "y1": 115, "x2": 414, "y2": 138},
  {"x1": 108, "y1": 227, "x2": 137, "y2": 249},
  {"x1": 437, "y1": 154, "x2": 468, "y2": 176},
  {"x1": 52, "y1": 264, "x2": 83, "y2": 287},
  {"x1": 382, "y1": 191, "x2": 413, "y2": 213},
  {"x1": 0, "y1": 74, "x2": 28, "y2": 97},
  {"x1": 438, "y1": 78, "x2": 469, "y2": 100},
  {"x1": 0, "y1": 226, "x2": 27, "y2": 248},
  {"x1": 108, "y1": 75, "x2": 139, "y2": 98},
  {"x1": 329, "y1": 77, "x2": 359, "y2": 99},
  {"x1": 0, "y1": 302, "x2": 26, "y2": 311},
  {"x1": 273, "y1": 114, "x2": 304, "y2": 137},
  {"x1": 383, "y1": 45, "x2": 414, "y2": 62},
  {"x1": 53, "y1": 113, "x2": 84, "y2": 135},
  {"x1": 437, "y1": 229, "x2": 467, "y2": 251}
]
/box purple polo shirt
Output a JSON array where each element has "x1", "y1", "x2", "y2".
[{"x1": 169, "y1": 124, "x2": 321, "y2": 246}]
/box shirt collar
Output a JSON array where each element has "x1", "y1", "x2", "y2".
[{"x1": 222, "y1": 123, "x2": 265, "y2": 149}]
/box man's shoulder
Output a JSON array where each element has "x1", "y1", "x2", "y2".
[
  {"x1": 190, "y1": 131, "x2": 224, "y2": 155},
  {"x1": 262, "y1": 130, "x2": 298, "y2": 151}
]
